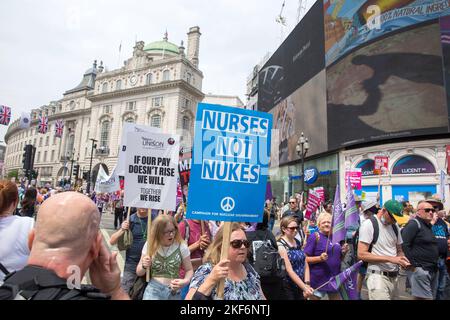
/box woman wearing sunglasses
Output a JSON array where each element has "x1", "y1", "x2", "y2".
[
  {"x1": 277, "y1": 216, "x2": 314, "y2": 300},
  {"x1": 186, "y1": 222, "x2": 265, "y2": 300},
  {"x1": 136, "y1": 214, "x2": 193, "y2": 300},
  {"x1": 304, "y1": 212, "x2": 349, "y2": 300}
]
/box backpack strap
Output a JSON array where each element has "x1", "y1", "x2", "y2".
[
  {"x1": 0, "y1": 263, "x2": 10, "y2": 276},
  {"x1": 369, "y1": 215, "x2": 380, "y2": 253},
  {"x1": 412, "y1": 218, "x2": 421, "y2": 230}
]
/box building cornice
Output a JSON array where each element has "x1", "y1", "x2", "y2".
[
  {"x1": 87, "y1": 80, "x2": 204, "y2": 103},
  {"x1": 96, "y1": 57, "x2": 203, "y2": 81}
]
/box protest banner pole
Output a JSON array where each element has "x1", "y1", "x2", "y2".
[
  {"x1": 217, "y1": 221, "x2": 232, "y2": 299},
  {"x1": 146, "y1": 208, "x2": 152, "y2": 282},
  {"x1": 314, "y1": 279, "x2": 331, "y2": 292},
  {"x1": 200, "y1": 220, "x2": 205, "y2": 235},
  {"x1": 126, "y1": 206, "x2": 131, "y2": 223},
  {"x1": 377, "y1": 170, "x2": 382, "y2": 207}
]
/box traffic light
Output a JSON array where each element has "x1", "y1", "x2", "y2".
[
  {"x1": 22, "y1": 145, "x2": 33, "y2": 171},
  {"x1": 82, "y1": 171, "x2": 89, "y2": 180},
  {"x1": 73, "y1": 165, "x2": 80, "y2": 178},
  {"x1": 30, "y1": 169, "x2": 38, "y2": 180}
]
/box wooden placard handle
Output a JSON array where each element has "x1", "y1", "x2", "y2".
[
  {"x1": 126, "y1": 206, "x2": 131, "y2": 223},
  {"x1": 146, "y1": 208, "x2": 152, "y2": 282},
  {"x1": 216, "y1": 222, "x2": 232, "y2": 299}
]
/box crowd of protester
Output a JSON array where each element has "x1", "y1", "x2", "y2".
[{"x1": 0, "y1": 179, "x2": 449, "y2": 300}]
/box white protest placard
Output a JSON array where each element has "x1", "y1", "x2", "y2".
[
  {"x1": 117, "y1": 123, "x2": 161, "y2": 176},
  {"x1": 94, "y1": 165, "x2": 121, "y2": 193},
  {"x1": 123, "y1": 131, "x2": 179, "y2": 210}
]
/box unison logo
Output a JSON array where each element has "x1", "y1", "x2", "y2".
[{"x1": 142, "y1": 137, "x2": 164, "y2": 148}]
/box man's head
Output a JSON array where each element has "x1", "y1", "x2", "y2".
[
  {"x1": 379, "y1": 200, "x2": 403, "y2": 225},
  {"x1": 28, "y1": 192, "x2": 101, "y2": 279},
  {"x1": 289, "y1": 196, "x2": 298, "y2": 210},
  {"x1": 416, "y1": 200, "x2": 436, "y2": 223},
  {"x1": 324, "y1": 201, "x2": 333, "y2": 214}
]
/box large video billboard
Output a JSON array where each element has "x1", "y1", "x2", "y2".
[
  {"x1": 325, "y1": 0, "x2": 450, "y2": 66},
  {"x1": 258, "y1": 0, "x2": 325, "y2": 112},
  {"x1": 326, "y1": 22, "x2": 449, "y2": 150}
]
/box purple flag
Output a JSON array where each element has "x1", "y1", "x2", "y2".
[
  {"x1": 344, "y1": 176, "x2": 359, "y2": 229},
  {"x1": 331, "y1": 185, "x2": 345, "y2": 244},
  {"x1": 328, "y1": 260, "x2": 363, "y2": 300}
]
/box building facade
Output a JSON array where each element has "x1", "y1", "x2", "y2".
[{"x1": 4, "y1": 26, "x2": 204, "y2": 187}]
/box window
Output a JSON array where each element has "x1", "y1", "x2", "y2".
[
  {"x1": 125, "y1": 117, "x2": 135, "y2": 123},
  {"x1": 146, "y1": 73, "x2": 152, "y2": 85},
  {"x1": 186, "y1": 72, "x2": 192, "y2": 84},
  {"x1": 152, "y1": 97, "x2": 163, "y2": 107},
  {"x1": 163, "y1": 70, "x2": 170, "y2": 81},
  {"x1": 51, "y1": 150, "x2": 55, "y2": 162},
  {"x1": 150, "y1": 115, "x2": 161, "y2": 128},
  {"x1": 182, "y1": 116, "x2": 190, "y2": 130},
  {"x1": 103, "y1": 105, "x2": 112, "y2": 114},
  {"x1": 43, "y1": 151, "x2": 47, "y2": 162},
  {"x1": 67, "y1": 135, "x2": 75, "y2": 155},
  {"x1": 126, "y1": 101, "x2": 136, "y2": 111},
  {"x1": 184, "y1": 99, "x2": 191, "y2": 108},
  {"x1": 39, "y1": 137, "x2": 43, "y2": 147},
  {"x1": 45, "y1": 136, "x2": 49, "y2": 146},
  {"x1": 102, "y1": 82, "x2": 108, "y2": 93},
  {"x1": 69, "y1": 101, "x2": 75, "y2": 110},
  {"x1": 37, "y1": 152, "x2": 41, "y2": 163},
  {"x1": 100, "y1": 121, "x2": 110, "y2": 147},
  {"x1": 116, "y1": 80, "x2": 122, "y2": 90}
]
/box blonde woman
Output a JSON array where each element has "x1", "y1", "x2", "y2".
[
  {"x1": 304, "y1": 212, "x2": 349, "y2": 300},
  {"x1": 277, "y1": 216, "x2": 314, "y2": 300},
  {"x1": 136, "y1": 214, "x2": 193, "y2": 300},
  {"x1": 185, "y1": 222, "x2": 265, "y2": 300}
]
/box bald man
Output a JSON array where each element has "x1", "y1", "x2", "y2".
[{"x1": 0, "y1": 192, "x2": 129, "y2": 300}]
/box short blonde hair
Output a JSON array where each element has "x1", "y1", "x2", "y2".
[{"x1": 317, "y1": 212, "x2": 332, "y2": 226}]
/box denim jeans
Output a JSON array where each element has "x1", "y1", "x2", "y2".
[
  {"x1": 268, "y1": 217, "x2": 275, "y2": 232},
  {"x1": 143, "y1": 278, "x2": 181, "y2": 300},
  {"x1": 437, "y1": 257, "x2": 449, "y2": 300}
]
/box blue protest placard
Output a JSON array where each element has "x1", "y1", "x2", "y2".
[{"x1": 186, "y1": 103, "x2": 272, "y2": 222}]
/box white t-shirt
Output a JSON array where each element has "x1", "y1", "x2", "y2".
[
  {"x1": 359, "y1": 215, "x2": 402, "y2": 272},
  {"x1": 141, "y1": 241, "x2": 190, "y2": 260},
  {"x1": 0, "y1": 215, "x2": 35, "y2": 281}
]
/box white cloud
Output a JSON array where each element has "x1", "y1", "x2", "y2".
[{"x1": 0, "y1": 0, "x2": 317, "y2": 142}]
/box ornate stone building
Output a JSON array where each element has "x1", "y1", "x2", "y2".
[{"x1": 4, "y1": 26, "x2": 204, "y2": 186}]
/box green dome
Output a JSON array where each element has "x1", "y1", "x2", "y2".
[{"x1": 144, "y1": 40, "x2": 179, "y2": 54}]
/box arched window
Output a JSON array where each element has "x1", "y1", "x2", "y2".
[
  {"x1": 125, "y1": 117, "x2": 135, "y2": 123},
  {"x1": 182, "y1": 116, "x2": 190, "y2": 130},
  {"x1": 100, "y1": 120, "x2": 110, "y2": 147},
  {"x1": 163, "y1": 70, "x2": 170, "y2": 81},
  {"x1": 146, "y1": 73, "x2": 152, "y2": 85},
  {"x1": 102, "y1": 82, "x2": 108, "y2": 93},
  {"x1": 116, "y1": 80, "x2": 122, "y2": 90},
  {"x1": 151, "y1": 114, "x2": 161, "y2": 128},
  {"x1": 392, "y1": 155, "x2": 436, "y2": 175}
]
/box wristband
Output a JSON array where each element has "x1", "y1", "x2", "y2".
[{"x1": 192, "y1": 289, "x2": 212, "y2": 300}]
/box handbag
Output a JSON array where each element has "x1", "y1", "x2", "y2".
[
  {"x1": 117, "y1": 229, "x2": 133, "y2": 251},
  {"x1": 129, "y1": 275, "x2": 147, "y2": 300}
]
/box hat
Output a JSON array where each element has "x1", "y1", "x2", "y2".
[
  {"x1": 424, "y1": 198, "x2": 444, "y2": 211},
  {"x1": 383, "y1": 199, "x2": 403, "y2": 217},
  {"x1": 361, "y1": 201, "x2": 378, "y2": 213}
]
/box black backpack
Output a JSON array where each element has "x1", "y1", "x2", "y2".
[
  {"x1": 353, "y1": 215, "x2": 399, "y2": 267},
  {"x1": 0, "y1": 266, "x2": 109, "y2": 300},
  {"x1": 247, "y1": 231, "x2": 286, "y2": 279}
]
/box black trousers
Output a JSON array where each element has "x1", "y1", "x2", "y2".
[{"x1": 114, "y1": 207, "x2": 125, "y2": 229}]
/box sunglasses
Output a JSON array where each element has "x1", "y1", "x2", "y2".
[
  {"x1": 289, "y1": 201, "x2": 296, "y2": 204},
  {"x1": 422, "y1": 208, "x2": 436, "y2": 213},
  {"x1": 230, "y1": 239, "x2": 250, "y2": 249},
  {"x1": 285, "y1": 226, "x2": 299, "y2": 231}
]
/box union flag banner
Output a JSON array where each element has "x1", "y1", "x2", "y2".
[
  {"x1": 38, "y1": 116, "x2": 48, "y2": 134},
  {"x1": 55, "y1": 119, "x2": 64, "y2": 138},
  {"x1": 0, "y1": 105, "x2": 11, "y2": 126}
]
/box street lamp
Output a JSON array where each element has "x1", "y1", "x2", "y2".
[
  {"x1": 86, "y1": 138, "x2": 97, "y2": 194},
  {"x1": 296, "y1": 132, "x2": 310, "y2": 198}
]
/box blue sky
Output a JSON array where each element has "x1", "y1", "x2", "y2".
[{"x1": 0, "y1": 0, "x2": 317, "y2": 143}]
